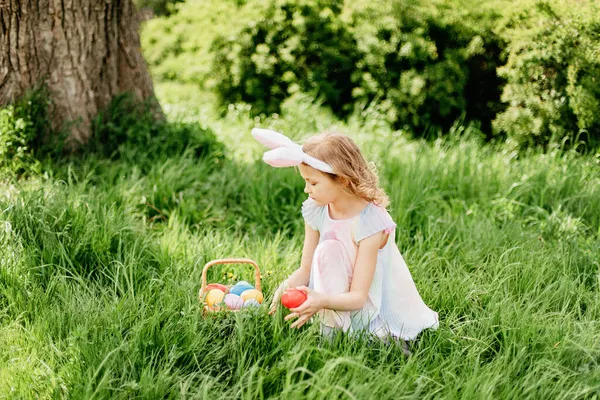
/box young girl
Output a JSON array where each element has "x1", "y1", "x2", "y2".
[{"x1": 252, "y1": 128, "x2": 439, "y2": 341}]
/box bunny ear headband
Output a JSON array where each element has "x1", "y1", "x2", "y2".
[{"x1": 251, "y1": 128, "x2": 335, "y2": 174}]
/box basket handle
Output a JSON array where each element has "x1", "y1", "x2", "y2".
[{"x1": 199, "y1": 258, "x2": 261, "y2": 300}]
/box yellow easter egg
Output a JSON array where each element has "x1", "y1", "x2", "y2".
[
  {"x1": 205, "y1": 289, "x2": 225, "y2": 309},
  {"x1": 240, "y1": 289, "x2": 263, "y2": 304}
]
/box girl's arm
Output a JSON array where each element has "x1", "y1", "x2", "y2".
[
  {"x1": 268, "y1": 222, "x2": 319, "y2": 314},
  {"x1": 287, "y1": 222, "x2": 320, "y2": 287},
  {"x1": 286, "y1": 231, "x2": 383, "y2": 327}
]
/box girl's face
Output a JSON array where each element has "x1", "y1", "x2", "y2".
[{"x1": 298, "y1": 163, "x2": 344, "y2": 206}]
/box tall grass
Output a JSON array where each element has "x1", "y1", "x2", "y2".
[{"x1": 0, "y1": 82, "x2": 599, "y2": 398}]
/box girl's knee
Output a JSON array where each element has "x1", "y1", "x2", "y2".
[
  {"x1": 315, "y1": 239, "x2": 347, "y2": 267},
  {"x1": 313, "y1": 239, "x2": 352, "y2": 294}
]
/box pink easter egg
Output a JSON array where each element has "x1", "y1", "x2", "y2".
[{"x1": 224, "y1": 294, "x2": 244, "y2": 310}]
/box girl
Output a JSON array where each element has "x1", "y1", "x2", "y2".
[{"x1": 252, "y1": 128, "x2": 439, "y2": 341}]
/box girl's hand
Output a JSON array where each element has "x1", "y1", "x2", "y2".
[
  {"x1": 268, "y1": 280, "x2": 288, "y2": 315},
  {"x1": 284, "y1": 286, "x2": 327, "y2": 329}
]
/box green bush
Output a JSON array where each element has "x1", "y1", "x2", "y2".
[
  {"x1": 141, "y1": 0, "x2": 600, "y2": 148},
  {"x1": 87, "y1": 93, "x2": 226, "y2": 169},
  {"x1": 0, "y1": 87, "x2": 55, "y2": 178},
  {"x1": 141, "y1": 0, "x2": 263, "y2": 85},
  {"x1": 209, "y1": 0, "x2": 506, "y2": 135},
  {"x1": 211, "y1": 0, "x2": 361, "y2": 117},
  {"x1": 493, "y1": 2, "x2": 600, "y2": 149},
  {"x1": 348, "y1": 0, "x2": 507, "y2": 136},
  {"x1": 0, "y1": 106, "x2": 38, "y2": 177},
  {"x1": 0, "y1": 89, "x2": 226, "y2": 180}
]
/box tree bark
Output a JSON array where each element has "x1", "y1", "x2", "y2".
[{"x1": 0, "y1": 0, "x2": 161, "y2": 147}]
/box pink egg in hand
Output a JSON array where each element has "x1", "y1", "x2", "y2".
[{"x1": 224, "y1": 294, "x2": 244, "y2": 310}]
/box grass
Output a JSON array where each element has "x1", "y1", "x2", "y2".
[{"x1": 0, "y1": 81, "x2": 599, "y2": 399}]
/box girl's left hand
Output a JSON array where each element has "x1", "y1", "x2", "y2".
[{"x1": 284, "y1": 286, "x2": 327, "y2": 329}]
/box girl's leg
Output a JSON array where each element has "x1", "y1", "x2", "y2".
[{"x1": 312, "y1": 239, "x2": 353, "y2": 332}]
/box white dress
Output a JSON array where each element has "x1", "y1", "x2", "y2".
[{"x1": 302, "y1": 198, "x2": 439, "y2": 340}]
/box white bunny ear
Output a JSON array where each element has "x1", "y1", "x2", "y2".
[
  {"x1": 263, "y1": 147, "x2": 336, "y2": 173},
  {"x1": 251, "y1": 127, "x2": 336, "y2": 174},
  {"x1": 263, "y1": 147, "x2": 304, "y2": 167},
  {"x1": 251, "y1": 128, "x2": 299, "y2": 149}
]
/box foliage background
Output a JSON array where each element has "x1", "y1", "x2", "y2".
[{"x1": 142, "y1": 0, "x2": 600, "y2": 147}]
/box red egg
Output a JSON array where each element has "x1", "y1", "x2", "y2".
[
  {"x1": 205, "y1": 283, "x2": 228, "y2": 294},
  {"x1": 281, "y1": 289, "x2": 307, "y2": 309}
]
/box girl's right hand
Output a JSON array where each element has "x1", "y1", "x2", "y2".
[{"x1": 268, "y1": 280, "x2": 288, "y2": 315}]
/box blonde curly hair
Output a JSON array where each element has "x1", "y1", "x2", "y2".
[{"x1": 301, "y1": 131, "x2": 390, "y2": 208}]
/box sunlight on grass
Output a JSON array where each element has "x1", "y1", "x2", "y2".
[{"x1": 0, "y1": 80, "x2": 598, "y2": 398}]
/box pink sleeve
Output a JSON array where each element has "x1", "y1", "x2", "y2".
[{"x1": 354, "y1": 204, "x2": 397, "y2": 243}]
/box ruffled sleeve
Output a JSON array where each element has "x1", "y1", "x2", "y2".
[
  {"x1": 354, "y1": 204, "x2": 397, "y2": 243},
  {"x1": 301, "y1": 198, "x2": 325, "y2": 231}
]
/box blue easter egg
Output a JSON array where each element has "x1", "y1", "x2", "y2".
[
  {"x1": 243, "y1": 299, "x2": 260, "y2": 308},
  {"x1": 235, "y1": 281, "x2": 251, "y2": 287},
  {"x1": 230, "y1": 284, "x2": 253, "y2": 296}
]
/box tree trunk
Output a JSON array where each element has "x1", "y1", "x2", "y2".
[{"x1": 0, "y1": 0, "x2": 161, "y2": 148}]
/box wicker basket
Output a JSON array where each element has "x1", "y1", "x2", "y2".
[{"x1": 198, "y1": 258, "x2": 262, "y2": 312}]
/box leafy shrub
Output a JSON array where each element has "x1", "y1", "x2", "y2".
[
  {"x1": 87, "y1": 93, "x2": 226, "y2": 168},
  {"x1": 141, "y1": 0, "x2": 263, "y2": 85},
  {"x1": 0, "y1": 106, "x2": 39, "y2": 177},
  {"x1": 0, "y1": 87, "x2": 55, "y2": 178},
  {"x1": 141, "y1": 0, "x2": 600, "y2": 148},
  {"x1": 0, "y1": 88, "x2": 225, "y2": 180},
  {"x1": 209, "y1": 0, "x2": 506, "y2": 136},
  {"x1": 211, "y1": 0, "x2": 361, "y2": 117},
  {"x1": 348, "y1": 0, "x2": 507, "y2": 136},
  {"x1": 493, "y1": 2, "x2": 600, "y2": 149}
]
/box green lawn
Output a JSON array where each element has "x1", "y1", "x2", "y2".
[{"x1": 0, "y1": 82, "x2": 599, "y2": 399}]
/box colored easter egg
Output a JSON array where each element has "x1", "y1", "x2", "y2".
[
  {"x1": 243, "y1": 299, "x2": 260, "y2": 308},
  {"x1": 205, "y1": 289, "x2": 225, "y2": 309},
  {"x1": 281, "y1": 289, "x2": 307, "y2": 309},
  {"x1": 236, "y1": 281, "x2": 251, "y2": 287},
  {"x1": 241, "y1": 289, "x2": 264, "y2": 304},
  {"x1": 224, "y1": 294, "x2": 244, "y2": 310},
  {"x1": 205, "y1": 283, "x2": 228, "y2": 294},
  {"x1": 230, "y1": 284, "x2": 253, "y2": 296}
]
